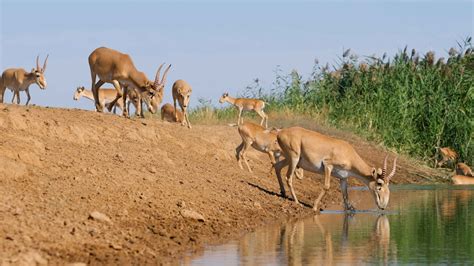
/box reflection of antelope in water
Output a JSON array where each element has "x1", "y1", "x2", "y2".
[
  {"x1": 235, "y1": 214, "x2": 394, "y2": 265},
  {"x1": 311, "y1": 214, "x2": 393, "y2": 265}
]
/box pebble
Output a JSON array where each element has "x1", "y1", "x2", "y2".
[
  {"x1": 109, "y1": 243, "x2": 122, "y2": 250},
  {"x1": 180, "y1": 209, "x2": 205, "y2": 222},
  {"x1": 88, "y1": 211, "x2": 112, "y2": 224}
]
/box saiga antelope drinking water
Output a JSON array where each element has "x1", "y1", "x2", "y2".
[
  {"x1": 73, "y1": 86, "x2": 123, "y2": 114},
  {"x1": 88, "y1": 47, "x2": 171, "y2": 117},
  {"x1": 172, "y1": 79, "x2": 192, "y2": 128},
  {"x1": 219, "y1": 93, "x2": 268, "y2": 128},
  {"x1": 274, "y1": 127, "x2": 397, "y2": 211},
  {"x1": 0, "y1": 55, "x2": 48, "y2": 105}
]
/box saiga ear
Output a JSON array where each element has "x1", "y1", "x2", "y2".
[{"x1": 371, "y1": 168, "x2": 383, "y2": 179}]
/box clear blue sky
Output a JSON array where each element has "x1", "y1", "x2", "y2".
[{"x1": 1, "y1": 0, "x2": 472, "y2": 110}]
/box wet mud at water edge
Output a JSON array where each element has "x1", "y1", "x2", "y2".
[{"x1": 184, "y1": 185, "x2": 474, "y2": 265}]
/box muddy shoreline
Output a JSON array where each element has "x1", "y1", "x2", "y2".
[{"x1": 0, "y1": 105, "x2": 441, "y2": 265}]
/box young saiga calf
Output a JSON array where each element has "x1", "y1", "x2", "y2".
[
  {"x1": 74, "y1": 86, "x2": 123, "y2": 114},
  {"x1": 161, "y1": 103, "x2": 184, "y2": 123},
  {"x1": 219, "y1": 93, "x2": 268, "y2": 128},
  {"x1": 236, "y1": 122, "x2": 303, "y2": 179}
]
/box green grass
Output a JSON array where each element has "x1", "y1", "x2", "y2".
[{"x1": 190, "y1": 38, "x2": 474, "y2": 167}]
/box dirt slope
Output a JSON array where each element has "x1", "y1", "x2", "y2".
[{"x1": 0, "y1": 104, "x2": 437, "y2": 265}]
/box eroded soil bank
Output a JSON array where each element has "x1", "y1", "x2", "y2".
[{"x1": 0, "y1": 104, "x2": 440, "y2": 265}]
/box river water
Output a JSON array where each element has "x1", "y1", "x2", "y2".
[{"x1": 183, "y1": 185, "x2": 474, "y2": 265}]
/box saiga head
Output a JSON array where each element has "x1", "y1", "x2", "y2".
[
  {"x1": 219, "y1": 92, "x2": 229, "y2": 104},
  {"x1": 264, "y1": 128, "x2": 282, "y2": 157},
  {"x1": 178, "y1": 86, "x2": 192, "y2": 109},
  {"x1": 142, "y1": 63, "x2": 171, "y2": 98},
  {"x1": 73, "y1": 86, "x2": 85, "y2": 100},
  {"x1": 32, "y1": 55, "x2": 48, "y2": 89},
  {"x1": 141, "y1": 90, "x2": 163, "y2": 114},
  {"x1": 368, "y1": 156, "x2": 397, "y2": 210}
]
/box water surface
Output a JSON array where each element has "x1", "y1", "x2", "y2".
[{"x1": 184, "y1": 185, "x2": 474, "y2": 265}]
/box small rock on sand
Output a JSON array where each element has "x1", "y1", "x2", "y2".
[
  {"x1": 88, "y1": 211, "x2": 112, "y2": 223},
  {"x1": 180, "y1": 209, "x2": 205, "y2": 222}
]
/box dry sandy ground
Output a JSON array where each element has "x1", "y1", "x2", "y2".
[{"x1": 0, "y1": 104, "x2": 439, "y2": 265}]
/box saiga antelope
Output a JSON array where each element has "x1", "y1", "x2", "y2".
[
  {"x1": 161, "y1": 103, "x2": 184, "y2": 123},
  {"x1": 219, "y1": 93, "x2": 268, "y2": 128},
  {"x1": 0, "y1": 55, "x2": 48, "y2": 105},
  {"x1": 436, "y1": 147, "x2": 457, "y2": 168},
  {"x1": 73, "y1": 86, "x2": 123, "y2": 114},
  {"x1": 125, "y1": 86, "x2": 162, "y2": 117},
  {"x1": 88, "y1": 47, "x2": 170, "y2": 117},
  {"x1": 452, "y1": 175, "x2": 474, "y2": 185},
  {"x1": 172, "y1": 79, "x2": 192, "y2": 128},
  {"x1": 274, "y1": 127, "x2": 397, "y2": 211},
  {"x1": 236, "y1": 121, "x2": 303, "y2": 178},
  {"x1": 456, "y1": 162, "x2": 473, "y2": 177}
]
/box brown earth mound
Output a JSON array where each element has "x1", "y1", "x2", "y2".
[{"x1": 0, "y1": 104, "x2": 438, "y2": 265}]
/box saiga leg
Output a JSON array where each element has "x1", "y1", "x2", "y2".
[
  {"x1": 239, "y1": 140, "x2": 253, "y2": 172},
  {"x1": 265, "y1": 151, "x2": 277, "y2": 178},
  {"x1": 313, "y1": 162, "x2": 333, "y2": 211},
  {"x1": 107, "y1": 80, "x2": 125, "y2": 117},
  {"x1": 139, "y1": 98, "x2": 144, "y2": 118},
  {"x1": 0, "y1": 78, "x2": 5, "y2": 103},
  {"x1": 256, "y1": 109, "x2": 268, "y2": 128},
  {"x1": 90, "y1": 71, "x2": 104, "y2": 112},
  {"x1": 235, "y1": 142, "x2": 245, "y2": 169},
  {"x1": 173, "y1": 96, "x2": 178, "y2": 122},
  {"x1": 237, "y1": 107, "x2": 243, "y2": 125},
  {"x1": 183, "y1": 107, "x2": 192, "y2": 129},
  {"x1": 274, "y1": 158, "x2": 289, "y2": 198},
  {"x1": 15, "y1": 91, "x2": 20, "y2": 104},
  {"x1": 286, "y1": 156, "x2": 301, "y2": 205},
  {"x1": 122, "y1": 86, "x2": 128, "y2": 117},
  {"x1": 11, "y1": 90, "x2": 16, "y2": 103},
  {"x1": 25, "y1": 88, "x2": 31, "y2": 105},
  {"x1": 339, "y1": 178, "x2": 355, "y2": 211}
]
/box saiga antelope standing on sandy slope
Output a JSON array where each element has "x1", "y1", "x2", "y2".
[
  {"x1": 88, "y1": 47, "x2": 171, "y2": 117},
  {"x1": 172, "y1": 79, "x2": 192, "y2": 128},
  {"x1": 161, "y1": 103, "x2": 184, "y2": 123},
  {"x1": 74, "y1": 86, "x2": 123, "y2": 114},
  {"x1": 0, "y1": 55, "x2": 48, "y2": 105},
  {"x1": 274, "y1": 127, "x2": 397, "y2": 212},
  {"x1": 219, "y1": 93, "x2": 268, "y2": 128},
  {"x1": 124, "y1": 86, "x2": 162, "y2": 117},
  {"x1": 236, "y1": 121, "x2": 303, "y2": 179}
]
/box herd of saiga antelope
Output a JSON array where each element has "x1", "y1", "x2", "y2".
[{"x1": 1, "y1": 47, "x2": 473, "y2": 212}]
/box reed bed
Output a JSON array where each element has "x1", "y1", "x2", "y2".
[{"x1": 191, "y1": 39, "x2": 473, "y2": 166}]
